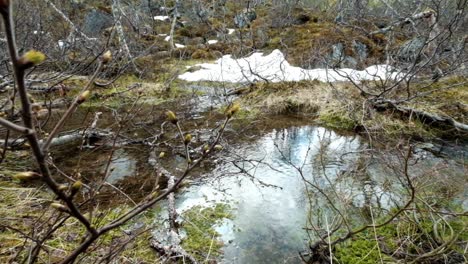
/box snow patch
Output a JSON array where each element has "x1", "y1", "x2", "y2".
[
  {"x1": 154, "y1": 16, "x2": 170, "y2": 21},
  {"x1": 164, "y1": 36, "x2": 171, "y2": 42},
  {"x1": 227, "y1": 28, "x2": 235, "y2": 35},
  {"x1": 179, "y1": 49, "x2": 404, "y2": 83},
  {"x1": 207, "y1": 40, "x2": 218, "y2": 45},
  {"x1": 175, "y1": 43, "x2": 185, "y2": 48},
  {"x1": 58, "y1": 40, "x2": 67, "y2": 49}
]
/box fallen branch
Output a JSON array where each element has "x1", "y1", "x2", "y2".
[
  {"x1": 149, "y1": 162, "x2": 199, "y2": 264},
  {"x1": 0, "y1": 129, "x2": 112, "y2": 148},
  {"x1": 369, "y1": 9, "x2": 437, "y2": 35},
  {"x1": 373, "y1": 99, "x2": 468, "y2": 132}
]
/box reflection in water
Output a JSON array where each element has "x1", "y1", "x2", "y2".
[
  {"x1": 172, "y1": 125, "x2": 466, "y2": 264},
  {"x1": 104, "y1": 149, "x2": 137, "y2": 184},
  {"x1": 178, "y1": 126, "x2": 361, "y2": 264}
]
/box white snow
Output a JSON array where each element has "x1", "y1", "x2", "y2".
[
  {"x1": 164, "y1": 36, "x2": 171, "y2": 42},
  {"x1": 179, "y1": 49, "x2": 404, "y2": 83},
  {"x1": 58, "y1": 40, "x2": 66, "y2": 49},
  {"x1": 175, "y1": 43, "x2": 185, "y2": 48},
  {"x1": 158, "y1": 34, "x2": 167, "y2": 37},
  {"x1": 154, "y1": 15, "x2": 170, "y2": 21},
  {"x1": 207, "y1": 40, "x2": 218, "y2": 45},
  {"x1": 227, "y1": 28, "x2": 235, "y2": 35}
]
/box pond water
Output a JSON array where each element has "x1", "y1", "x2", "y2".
[
  {"x1": 171, "y1": 125, "x2": 466, "y2": 264},
  {"x1": 88, "y1": 120, "x2": 466, "y2": 263}
]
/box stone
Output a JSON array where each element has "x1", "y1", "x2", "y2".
[
  {"x1": 397, "y1": 37, "x2": 425, "y2": 62},
  {"x1": 329, "y1": 43, "x2": 358, "y2": 68},
  {"x1": 234, "y1": 10, "x2": 257, "y2": 28},
  {"x1": 353, "y1": 40, "x2": 368, "y2": 62},
  {"x1": 186, "y1": 37, "x2": 205, "y2": 46},
  {"x1": 82, "y1": 9, "x2": 113, "y2": 37}
]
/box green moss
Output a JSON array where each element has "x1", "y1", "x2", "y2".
[
  {"x1": 264, "y1": 19, "x2": 384, "y2": 67},
  {"x1": 409, "y1": 77, "x2": 468, "y2": 124},
  {"x1": 319, "y1": 110, "x2": 357, "y2": 130},
  {"x1": 334, "y1": 200, "x2": 467, "y2": 264},
  {"x1": 335, "y1": 234, "x2": 393, "y2": 263},
  {"x1": 181, "y1": 204, "x2": 232, "y2": 261}
]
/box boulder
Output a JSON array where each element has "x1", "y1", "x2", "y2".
[
  {"x1": 234, "y1": 10, "x2": 257, "y2": 28},
  {"x1": 329, "y1": 43, "x2": 357, "y2": 68},
  {"x1": 327, "y1": 41, "x2": 369, "y2": 68},
  {"x1": 186, "y1": 37, "x2": 205, "y2": 46},
  {"x1": 82, "y1": 9, "x2": 114, "y2": 37},
  {"x1": 353, "y1": 40, "x2": 368, "y2": 62},
  {"x1": 397, "y1": 37, "x2": 425, "y2": 62},
  {"x1": 293, "y1": 13, "x2": 311, "y2": 25}
]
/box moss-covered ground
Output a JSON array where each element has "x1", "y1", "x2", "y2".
[{"x1": 180, "y1": 204, "x2": 232, "y2": 262}]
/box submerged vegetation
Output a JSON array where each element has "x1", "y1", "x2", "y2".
[{"x1": 181, "y1": 204, "x2": 232, "y2": 261}]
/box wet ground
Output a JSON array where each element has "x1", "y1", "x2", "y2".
[{"x1": 48, "y1": 86, "x2": 467, "y2": 263}]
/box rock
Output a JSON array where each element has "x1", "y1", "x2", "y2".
[
  {"x1": 211, "y1": 50, "x2": 223, "y2": 59},
  {"x1": 353, "y1": 40, "x2": 368, "y2": 62},
  {"x1": 139, "y1": 24, "x2": 154, "y2": 36},
  {"x1": 328, "y1": 42, "x2": 365, "y2": 68},
  {"x1": 330, "y1": 43, "x2": 345, "y2": 63},
  {"x1": 186, "y1": 37, "x2": 205, "y2": 46},
  {"x1": 293, "y1": 13, "x2": 311, "y2": 25},
  {"x1": 153, "y1": 51, "x2": 171, "y2": 60},
  {"x1": 234, "y1": 10, "x2": 257, "y2": 28},
  {"x1": 140, "y1": 0, "x2": 160, "y2": 13},
  {"x1": 329, "y1": 43, "x2": 357, "y2": 68},
  {"x1": 82, "y1": 9, "x2": 114, "y2": 37},
  {"x1": 397, "y1": 37, "x2": 425, "y2": 62}
]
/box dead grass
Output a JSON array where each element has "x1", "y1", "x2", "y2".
[
  {"x1": 241, "y1": 78, "x2": 466, "y2": 139},
  {"x1": 0, "y1": 151, "x2": 160, "y2": 263}
]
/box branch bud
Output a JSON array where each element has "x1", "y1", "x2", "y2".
[
  {"x1": 102, "y1": 50, "x2": 112, "y2": 64},
  {"x1": 165, "y1": 110, "x2": 178, "y2": 124},
  {"x1": 184, "y1": 133, "x2": 192, "y2": 144},
  {"x1": 214, "y1": 144, "x2": 223, "y2": 151},
  {"x1": 13, "y1": 171, "x2": 41, "y2": 181},
  {"x1": 159, "y1": 151, "x2": 165, "y2": 158},
  {"x1": 19, "y1": 50, "x2": 46, "y2": 69},
  {"x1": 70, "y1": 181, "x2": 82, "y2": 196},
  {"x1": 51, "y1": 203, "x2": 69, "y2": 213},
  {"x1": 225, "y1": 102, "x2": 240, "y2": 118},
  {"x1": 203, "y1": 144, "x2": 210, "y2": 153},
  {"x1": 77, "y1": 91, "x2": 91, "y2": 104}
]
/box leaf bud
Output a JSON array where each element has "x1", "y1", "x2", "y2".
[
  {"x1": 77, "y1": 91, "x2": 91, "y2": 104},
  {"x1": 70, "y1": 181, "x2": 82, "y2": 195},
  {"x1": 19, "y1": 50, "x2": 46, "y2": 69},
  {"x1": 165, "y1": 110, "x2": 178, "y2": 124},
  {"x1": 225, "y1": 102, "x2": 240, "y2": 118},
  {"x1": 51, "y1": 203, "x2": 69, "y2": 213},
  {"x1": 102, "y1": 50, "x2": 112, "y2": 64},
  {"x1": 203, "y1": 144, "x2": 210, "y2": 153},
  {"x1": 13, "y1": 171, "x2": 41, "y2": 181},
  {"x1": 214, "y1": 144, "x2": 223, "y2": 151},
  {"x1": 184, "y1": 133, "x2": 192, "y2": 144}
]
